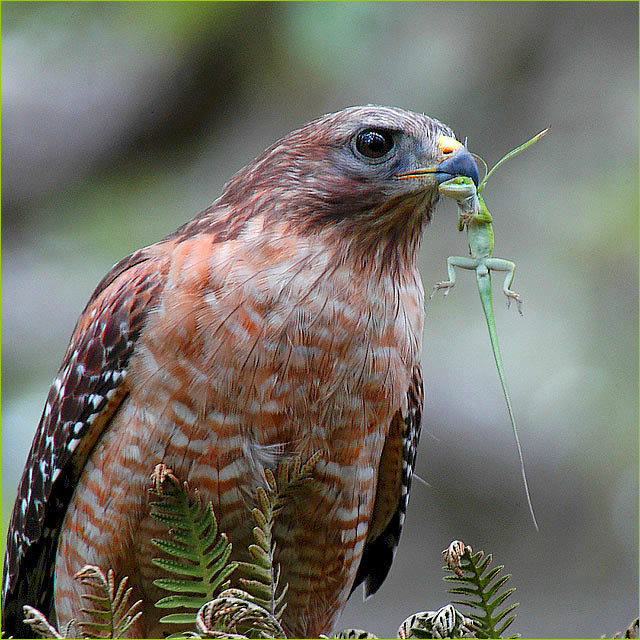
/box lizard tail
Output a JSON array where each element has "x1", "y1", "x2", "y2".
[{"x1": 476, "y1": 270, "x2": 539, "y2": 532}]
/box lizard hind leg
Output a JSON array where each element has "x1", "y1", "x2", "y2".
[
  {"x1": 485, "y1": 257, "x2": 523, "y2": 315},
  {"x1": 430, "y1": 256, "x2": 479, "y2": 300}
]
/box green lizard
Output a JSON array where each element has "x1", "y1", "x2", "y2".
[{"x1": 432, "y1": 130, "x2": 548, "y2": 531}]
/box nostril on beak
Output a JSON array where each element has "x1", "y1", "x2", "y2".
[{"x1": 437, "y1": 135, "x2": 462, "y2": 157}]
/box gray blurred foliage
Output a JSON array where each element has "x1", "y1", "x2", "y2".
[{"x1": 1, "y1": 2, "x2": 637, "y2": 638}]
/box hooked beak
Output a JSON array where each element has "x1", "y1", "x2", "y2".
[{"x1": 395, "y1": 135, "x2": 479, "y2": 186}]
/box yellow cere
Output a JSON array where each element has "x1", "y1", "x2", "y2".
[{"x1": 436, "y1": 135, "x2": 463, "y2": 156}]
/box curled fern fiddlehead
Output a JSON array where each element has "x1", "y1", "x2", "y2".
[{"x1": 398, "y1": 604, "x2": 474, "y2": 638}]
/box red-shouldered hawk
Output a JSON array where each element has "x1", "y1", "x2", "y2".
[{"x1": 2, "y1": 106, "x2": 478, "y2": 638}]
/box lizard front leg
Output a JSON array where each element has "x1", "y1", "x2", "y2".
[
  {"x1": 430, "y1": 256, "x2": 479, "y2": 300},
  {"x1": 485, "y1": 257, "x2": 523, "y2": 314}
]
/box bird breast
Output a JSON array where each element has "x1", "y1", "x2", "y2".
[
  {"x1": 132, "y1": 225, "x2": 423, "y2": 447},
  {"x1": 54, "y1": 222, "x2": 425, "y2": 637}
]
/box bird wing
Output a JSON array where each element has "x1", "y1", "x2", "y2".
[
  {"x1": 1, "y1": 247, "x2": 166, "y2": 636},
  {"x1": 351, "y1": 365, "x2": 424, "y2": 596}
]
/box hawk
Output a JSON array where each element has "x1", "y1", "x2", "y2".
[{"x1": 2, "y1": 105, "x2": 478, "y2": 638}]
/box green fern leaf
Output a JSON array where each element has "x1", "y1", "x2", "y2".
[
  {"x1": 159, "y1": 613, "x2": 206, "y2": 625},
  {"x1": 150, "y1": 475, "x2": 238, "y2": 629},
  {"x1": 152, "y1": 558, "x2": 208, "y2": 577},
  {"x1": 493, "y1": 604, "x2": 519, "y2": 628},
  {"x1": 156, "y1": 595, "x2": 211, "y2": 609},
  {"x1": 152, "y1": 539, "x2": 201, "y2": 562},
  {"x1": 153, "y1": 579, "x2": 210, "y2": 594},
  {"x1": 442, "y1": 541, "x2": 520, "y2": 639},
  {"x1": 487, "y1": 588, "x2": 516, "y2": 613},
  {"x1": 235, "y1": 451, "x2": 322, "y2": 624}
]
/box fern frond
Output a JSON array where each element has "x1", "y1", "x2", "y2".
[
  {"x1": 235, "y1": 451, "x2": 323, "y2": 624},
  {"x1": 22, "y1": 606, "x2": 63, "y2": 639},
  {"x1": 150, "y1": 470, "x2": 237, "y2": 630},
  {"x1": 270, "y1": 449, "x2": 323, "y2": 510},
  {"x1": 73, "y1": 565, "x2": 143, "y2": 638},
  {"x1": 235, "y1": 485, "x2": 286, "y2": 622},
  {"x1": 442, "y1": 541, "x2": 519, "y2": 639},
  {"x1": 21, "y1": 606, "x2": 79, "y2": 638}
]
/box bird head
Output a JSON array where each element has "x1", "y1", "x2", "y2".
[{"x1": 215, "y1": 106, "x2": 479, "y2": 271}]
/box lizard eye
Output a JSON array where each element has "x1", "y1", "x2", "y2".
[{"x1": 354, "y1": 129, "x2": 395, "y2": 160}]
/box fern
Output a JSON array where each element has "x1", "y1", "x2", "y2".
[
  {"x1": 192, "y1": 451, "x2": 323, "y2": 638},
  {"x1": 397, "y1": 605, "x2": 473, "y2": 638},
  {"x1": 272, "y1": 450, "x2": 323, "y2": 507},
  {"x1": 20, "y1": 567, "x2": 139, "y2": 639},
  {"x1": 234, "y1": 484, "x2": 287, "y2": 623},
  {"x1": 150, "y1": 467, "x2": 237, "y2": 631},
  {"x1": 442, "y1": 541, "x2": 519, "y2": 639},
  {"x1": 73, "y1": 565, "x2": 143, "y2": 638},
  {"x1": 22, "y1": 605, "x2": 64, "y2": 638},
  {"x1": 195, "y1": 589, "x2": 284, "y2": 638},
  {"x1": 235, "y1": 451, "x2": 322, "y2": 620},
  {"x1": 19, "y1": 509, "x2": 636, "y2": 640}
]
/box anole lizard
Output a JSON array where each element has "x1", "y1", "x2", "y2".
[{"x1": 432, "y1": 129, "x2": 548, "y2": 531}]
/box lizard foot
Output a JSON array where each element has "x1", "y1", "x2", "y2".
[
  {"x1": 505, "y1": 290, "x2": 523, "y2": 315},
  {"x1": 430, "y1": 281, "x2": 455, "y2": 300}
]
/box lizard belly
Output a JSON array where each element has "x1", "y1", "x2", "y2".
[{"x1": 467, "y1": 223, "x2": 493, "y2": 259}]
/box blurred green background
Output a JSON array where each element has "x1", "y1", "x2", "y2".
[{"x1": 2, "y1": 2, "x2": 637, "y2": 637}]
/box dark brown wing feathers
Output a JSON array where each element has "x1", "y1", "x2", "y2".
[
  {"x1": 1, "y1": 251, "x2": 164, "y2": 636},
  {"x1": 351, "y1": 365, "x2": 423, "y2": 596}
]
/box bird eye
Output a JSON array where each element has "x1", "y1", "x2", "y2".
[{"x1": 355, "y1": 129, "x2": 395, "y2": 160}]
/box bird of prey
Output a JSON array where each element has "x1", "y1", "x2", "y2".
[{"x1": 2, "y1": 105, "x2": 478, "y2": 638}]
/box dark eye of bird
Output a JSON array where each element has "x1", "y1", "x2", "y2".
[{"x1": 355, "y1": 129, "x2": 395, "y2": 159}]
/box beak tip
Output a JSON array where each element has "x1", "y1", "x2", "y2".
[{"x1": 436, "y1": 147, "x2": 479, "y2": 186}]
